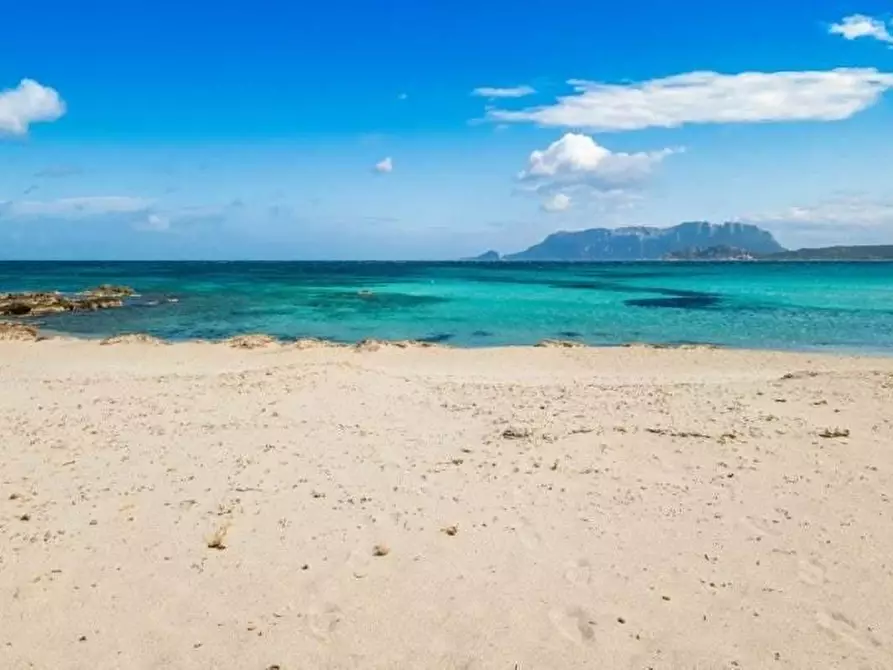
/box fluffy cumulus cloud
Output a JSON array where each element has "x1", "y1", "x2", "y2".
[
  {"x1": 0, "y1": 79, "x2": 66, "y2": 135},
  {"x1": 519, "y1": 133, "x2": 676, "y2": 191},
  {"x1": 517, "y1": 134, "x2": 676, "y2": 213},
  {"x1": 830, "y1": 14, "x2": 893, "y2": 44},
  {"x1": 541, "y1": 193, "x2": 571, "y2": 213},
  {"x1": 374, "y1": 157, "x2": 394, "y2": 173},
  {"x1": 487, "y1": 69, "x2": 893, "y2": 131},
  {"x1": 472, "y1": 85, "x2": 536, "y2": 99}
]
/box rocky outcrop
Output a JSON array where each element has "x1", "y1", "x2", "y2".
[
  {"x1": 534, "y1": 339, "x2": 585, "y2": 348},
  {"x1": 355, "y1": 339, "x2": 442, "y2": 352},
  {"x1": 223, "y1": 334, "x2": 280, "y2": 349},
  {"x1": 0, "y1": 322, "x2": 40, "y2": 341},
  {"x1": 0, "y1": 293, "x2": 69, "y2": 316},
  {"x1": 80, "y1": 285, "x2": 136, "y2": 298},
  {"x1": 292, "y1": 338, "x2": 340, "y2": 350},
  {"x1": 0, "y1": 285, "x2": 136, "y2": 317},
  {"x1": 100, "y1": 333, "x2": 167, "y2": 346}
]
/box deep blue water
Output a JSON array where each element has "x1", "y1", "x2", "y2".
[{"x1": 2, "y1": 261, "x2": 892, "y2": 352}]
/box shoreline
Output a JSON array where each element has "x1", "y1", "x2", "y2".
[{"x1": 5, "y1": 327, "x2": 893, "y2": 358}]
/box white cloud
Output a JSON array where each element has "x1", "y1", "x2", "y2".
[
  {"x1": 0, "y1": 79, "x2": 66, "y2": 136},
  {"x1": 487, "y1": 68, "x2": 893, "y2": 131},
  {"x1": 519, "y1": 133, "x2": 677, "y2": 193},
  {"x1": 472, "y1": 85, "x2": 536, "y2": 99},
  {"x1": 743, "y1": 196, "x2": 893, "y2": 247},
  {"x1": 0, "y1": 196, "x2": 244, "y2": 236},
  {"x1": 374, "y1": 157, "x2": 394, "y2": 173},
  {"x1": 747, "y1": 196, "x2": 893, "y2": 227},
  {"x1": 830, "y1": 14, "x2": 893, "y2": 44},
  {"x1": 1, "y1": 196, "x2": 152, "y2": 218},
  {"x1": 541, "y1": 193, "x2": 571, "y2": 213},
  {"x1": 135, "y1": 213, "x2": 171, "y2": 232}
]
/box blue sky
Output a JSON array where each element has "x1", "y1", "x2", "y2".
[{"x1": 2, "y1": 0, "x2": 893, "y2": 259}]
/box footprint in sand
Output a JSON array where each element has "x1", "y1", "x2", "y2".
[
  {"x1": 564, "y1": 558, "x2": 593, "y2": 586},
  {"x1": 740, "y1": 515, "x2": 781, "y2": 539},
  {"x1": 306, "y1": 603, "x2": 343, "y2": 642},
  {"x1": 797, "y1": 558, "x2": 827, "y2": 586},
  {"x1": 816, "y1": 610, "x2": 882, "y2": 650},
  {"x1": 549, "y1": 606, "x2": 595, "y2": 645},
  {"x1": 343, "y1": 546, "x2": 373, "y2": 577},
  {"x1": 516, "y1": 515, "x2": 542, "y2": 552}
]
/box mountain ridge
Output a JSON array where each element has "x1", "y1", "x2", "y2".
[{"x1": 480, "y1": 222, "x2": 786, "y2": 261}]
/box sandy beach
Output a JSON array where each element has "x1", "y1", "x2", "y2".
[{"x1": 2, "y1": 338, "x2": 892, "y2": 669}]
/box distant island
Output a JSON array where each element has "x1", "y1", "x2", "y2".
[
  {"x1": 469, "y1": 222, "x2": 893, "y2": 261},
  {"x1": 464, "y1": 250, "x2": 501, "y2": 262},
  {"x1": 666, "y1": 244, "x2": 893, "y2": 261},
  {"x1": 472, "y1": 222, "x2": 784, "y2": 261},
  {"x1": 765, "y1": 245, "x2": 893, "y2": 261}
]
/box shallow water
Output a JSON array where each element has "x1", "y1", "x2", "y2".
[{"x1": 2, "y1": 261, "x2": 892, "y2": 352}]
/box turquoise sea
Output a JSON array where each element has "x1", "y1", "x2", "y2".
[{"x1": 2, "y1": 261, "x2": 892, "y2": 352}]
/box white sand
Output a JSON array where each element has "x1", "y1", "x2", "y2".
[{"x1": 1, "y1": 339, "x2": 892, "y2": 669}]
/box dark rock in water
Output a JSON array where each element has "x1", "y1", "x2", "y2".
[
  {"x1": 3, "y1": 302, "x2": 35, "y2": 316},
  {"x1": 471, "y1": 330, "x2": 494, "y2": 337},
  {"x1": 0, "y1": 292, "x2": 71, "y2": 316},
  {"x1": 80, "y1": 284, "x2": 136, "y2": 298},
  {"x1": 418, "y1": 332, "x2": 454, "y2": 344},
  {"x1": 0, "y1": 285, "x2": 136, "y2": 317},
  {"x1": 498, "y1": 222, "x2": 784, "y2": 261},
  {"x1": 77, "y1": 296, "x2": 126, "y2": 311}
]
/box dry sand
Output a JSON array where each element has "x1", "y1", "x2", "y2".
[{"x1": 1, "y1": 339, "x2": 892, "y2": 669}]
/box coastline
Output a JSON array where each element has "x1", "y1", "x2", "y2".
[
  {"x1": 5, "y1": 322, "x2": 893, "y2": 358},
  {"x1": 2, "y1": 339, "x2": 893, "y2": 667}
]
